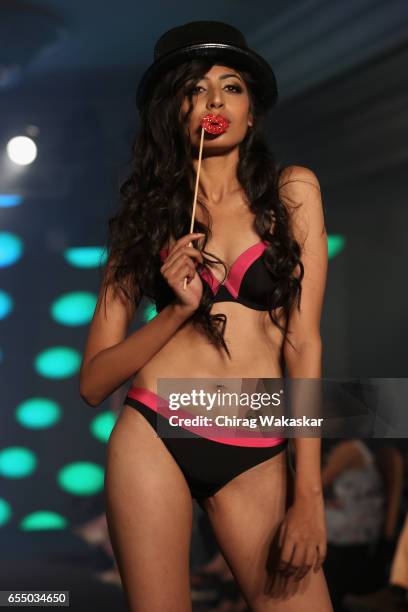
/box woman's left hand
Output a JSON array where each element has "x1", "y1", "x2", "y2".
[{"x1": 277, "y1": 492, "x2": 327, "y2": 581}]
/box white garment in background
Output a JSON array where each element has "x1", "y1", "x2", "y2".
[{"x1": 325, "y1": 440, "x2": 385, "y2": 545}]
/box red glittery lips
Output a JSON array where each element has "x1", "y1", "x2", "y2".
[{"x1": 200, "y1": 114, "x2": 230, "y2": 134}]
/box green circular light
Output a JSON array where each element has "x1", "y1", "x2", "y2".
[
  {"x1": 0, "y1": 231, "x2": 24, "y2": 267},
  {"x1": 142, "y1": 302, "x2": 157, "y2": 322},
  {"x1": 0, "y1": 447, "x2": 37, "y2": 478},
  {"x1": 64, "y1": 247, "x2": 107, "y2": 269},
  {"x1": 57, "y1": 462, "x2": 104, "y2": 495},
  {"x1": 16, "y1": 397, "x2": 61, "y2": 429},
  {"x1": 34, "y1": 346, "x2": 81, "y2": 379},
  {"x1": 328, "y1": 234, "x2": 346, "y2": 259},
  {"x1": 0, "y1": 289, "x2": 14, "y2": 319},
  {"x1": 51, "y1": 291, "x2": 97, "y2": 326},
  {"x1": 0, "y1": 498, "x2": 12, "y2": 526},
  {"x1": 20, "y1": 511, "x2": 67, "y2": 531},
  {"x1": 90, "y1": 411, "x2": 117, "y2": 443}
]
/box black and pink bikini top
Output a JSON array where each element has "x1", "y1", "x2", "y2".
[{"x1": 156, "y1": 239, "x2": 283, "y2": 312}]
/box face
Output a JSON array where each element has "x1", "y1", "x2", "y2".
[{"x1": 180, "y1": 64, "x2": 254, "y2": 150}]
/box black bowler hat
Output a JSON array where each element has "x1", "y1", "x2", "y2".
[{"x1": 136, "y1": 20, "x2": 278, "y2": 112}]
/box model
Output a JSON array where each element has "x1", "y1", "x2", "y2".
[{"x1": 80, "y1": 20, "x2": 333, "y2": 612}]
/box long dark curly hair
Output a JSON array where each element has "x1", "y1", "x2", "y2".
[{"x1": 101, "y1": 58, "x2": 304, "y2": 359}]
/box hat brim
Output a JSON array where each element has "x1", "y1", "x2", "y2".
[{"x1": 136, "y1": 43, "x2": 278, "y2": 112}]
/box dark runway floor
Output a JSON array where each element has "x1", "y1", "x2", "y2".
[
  {"x1": 0, "y1": 529, "x2": 127, "y2": 611},
  {"x1": 0, "y1": 512, "x2": 224, "y2": 611},
  {"x1": 0, "y1": 559, "x2": 127, "y2": 611}
]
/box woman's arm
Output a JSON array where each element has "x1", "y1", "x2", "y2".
[
  {"x1": 280, "y1": 164, "x2": 328, "y2": 499},
  {"x1": 276, "y1": 165, "x2": 329, "y2": 579},
  {"x1": 79, "y1": 257, "x2": 193, "y2": 407},
  {"x1": 80, "y1": 304, "x2": 192, "y2": 407}
]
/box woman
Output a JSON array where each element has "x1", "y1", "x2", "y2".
[{"x1": 80, "y1": 20, "x2": 332, "y2": 611}]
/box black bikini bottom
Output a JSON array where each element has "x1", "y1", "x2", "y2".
[{"x1": 123, "y1": 387, "x2": 288, "y2": 509}]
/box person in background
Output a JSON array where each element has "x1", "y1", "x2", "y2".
[
  {"x1": 322, "y1": 439, "x2": 385, "y2": 611},
  {"x1": 343, "y1": 440, "x2": 407, "y2": 612}
]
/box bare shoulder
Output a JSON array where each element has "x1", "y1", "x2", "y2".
[
  {"x1": 278, "y1": 164, "x2": 321, "y2": 193},
  {"x1": 277, "y1": 164, "x2": 325, "y2": 245}
]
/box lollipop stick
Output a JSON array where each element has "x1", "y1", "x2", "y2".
[{"x1": 183, "y1": 125, "x2": 205, "y2": 290}]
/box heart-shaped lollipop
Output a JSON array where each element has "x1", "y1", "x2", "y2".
[
  {"x1": 201, "y1": 114, "x2": 229, "y2": 135},
  {"x1": 183, "y1": 113, "x2": 229, "y2": 290}
]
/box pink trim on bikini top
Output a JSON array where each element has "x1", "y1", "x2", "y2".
[
  {"x1": 159, "y1": 240, "x2": 269, "y2": 298},
  {"x1": 127, "y1": 386, "x2": 287, "y2": 448}
]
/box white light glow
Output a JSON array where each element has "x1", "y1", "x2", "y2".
[{"x1": 6, "y1": 136, "x2": 37, "y2": 166}]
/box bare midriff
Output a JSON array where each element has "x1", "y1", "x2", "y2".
[
  {"x1": 129, "y1": 202, "x2": 285, "y2": 395},
  {"x1": 129, "y1": 301, "x2": 285, "y2": 394}
]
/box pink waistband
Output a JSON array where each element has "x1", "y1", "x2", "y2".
[{"x1": 126, "y1": 386, "x2": 287, "y2": 449}]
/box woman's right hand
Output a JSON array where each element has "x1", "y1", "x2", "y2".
[{"x1": 160, "y1": 232, "x2": 205, "y2": 314}]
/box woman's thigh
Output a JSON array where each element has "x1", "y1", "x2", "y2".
[
  {"x1": 104, "y1": 404, "x2": 194, "y2": 612},
  {"x1": 202, "y1": 448, "x2": 333, "y2": 612}
]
